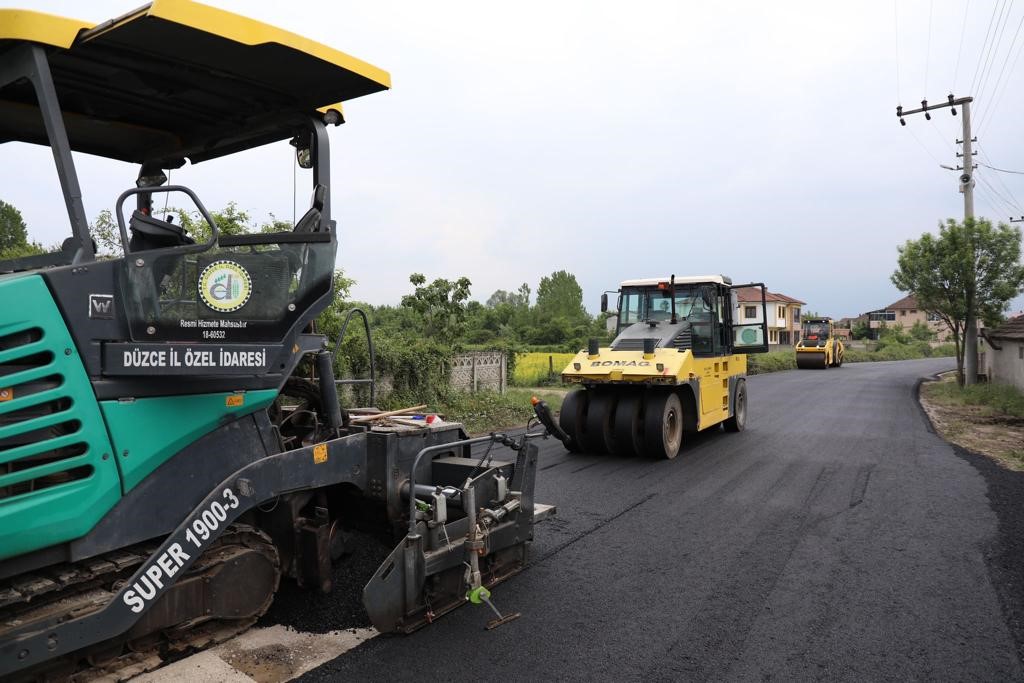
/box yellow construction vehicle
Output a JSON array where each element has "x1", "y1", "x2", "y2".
[
  {"x1": 795, "y1": 317, "x2": 845, "y2": 369},
  {"x1": 554, "y1": 276, "x2": 770, "y2": 459}
]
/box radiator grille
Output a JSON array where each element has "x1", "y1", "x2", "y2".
[
  {"x1": 0, "y1": 327, "x2": 92, "y2": 501},
  {"x1": 671, "y1": 329, "x2": 692, "y2": 350},
  {"x1": 611, "y1": 338, "x2": 653, "y2": 351}
]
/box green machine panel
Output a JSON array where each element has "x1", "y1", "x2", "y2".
[
  {"x1": 0, "y1": 275, "x2": 121, "y2": 560},
  {"x1": 100, "y1": 389, "x2": 278, "y2": 492}
]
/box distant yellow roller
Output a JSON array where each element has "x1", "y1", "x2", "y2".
[{"x1": 796, "y1": 318, "x2": 845, "y2": 369}]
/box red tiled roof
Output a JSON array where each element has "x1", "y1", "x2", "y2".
[
  {"x1": 733, "y1": 287, "x2": 806, "y2": 305},
  {"x1": 885, "y1": 294, "x2": 918, "y2": 310}
]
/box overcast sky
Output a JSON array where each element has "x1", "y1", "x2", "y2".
[{"x1": 7, "y1": 0, "x2": 1024, "y2": 318}]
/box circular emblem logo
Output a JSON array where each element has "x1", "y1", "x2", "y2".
[
  {"x1": 740, "y1": 328, "x2": 758, "y2": 344},
  {"x1": 198, "y1": 260, "x2": 252, "y2": 313}
]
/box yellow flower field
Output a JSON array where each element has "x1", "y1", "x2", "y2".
[{"x1": 513, "y1": 352, "x2": 576, "y2": 386}]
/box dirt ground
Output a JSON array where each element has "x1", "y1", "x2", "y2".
[{"x1": 919, "y1": 375, "x2": 1024, "y2": 471}]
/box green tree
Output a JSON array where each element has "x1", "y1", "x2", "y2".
[
  {"x1": 892, "y1": 217, "x2": 1024, "y2": 386},
  {"x1": 0, "y1": 200, "x2": 29, "y2": 254},
  {"x1": 173, "y1": 201, "x2": 252, "y2": 242},
  {"x1": 908, "y1": 320, "x2": 936, "y2": 342},
  {"x1": 850, "y1": 320, "x2": 871, "y2": 340},
  {"x1": 89, "y1": 209, "x2": 122, "y2": 256},
  {"x1": 535, "y1": 270, "x2": 585, "y2": 320},
  {"x1": 486, "y1": 283, "x2": 530, "y2": 309},
  {"x1": 0, "y1": 199, "x2": 44, "y2": 259},
  {"x1": 401, "y1": 273, "x2": 473, "y2": 341}
]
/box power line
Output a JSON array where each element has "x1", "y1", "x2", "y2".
[
  {"x1": 970, "y1": 0, "x2": 1002, "y2": 94},
  {"x1": 906, "y1": 125, "x2": 945, "y2": 165},
  {"x1": 978, "y1": 161, "x2": 1024, "y2": 175},
  {"x1": 974, "y1": 145, "x2": 1024, "y2": 212},
  {"x1": 974, "y1": 175, "x2": 1015, "y2": 216},
  {"x1": 953, "y1": 0, "x2": 972, "y2": 91},
  {"x1": 925, "y1": 0, "x2": 934, "y2": 95},
  {"x1": 976, "y1": 1, "x2": 1021, "y2": 124},
  {"x1": 976, "y1": 31, "x2": 1024, "y2": 136},
  {"x1": 894, "y1": 0, "x2": 902, "y2": 103},
  {"x1": 928, "y1": 118, "x2": 957, "y2": 156},
  {"x1": 975, "y1": 0, "x2": 1013, "y2": 105},
  {"x1": 976, "y1": 170, "x2": 1021, "y2": 214},
  {"x1": 977, "y1": 7, "x2": 1024, "y2": 135},
  {"x1": 973, "y1": 182, "x2": 1010, "y2": 217}
]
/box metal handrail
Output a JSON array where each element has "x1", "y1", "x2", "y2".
[
  {"x1": 331, "y1": 307, "x2": 377, "y2": 406},
  {"x1": 114, "y1": 185, "x2": 219, "y2": 257}
]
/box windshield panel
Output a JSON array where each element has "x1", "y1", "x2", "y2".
[
  {"x1": 802, "y1": 321, "x2": 830, "y2": 341},
  {"x1": 618, "y1": 286, "x2": 703, "y2": 327}
]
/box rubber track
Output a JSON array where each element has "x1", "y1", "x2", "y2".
[{"x1": 1, "y1": 525, "x2": 279, "y2": 682}]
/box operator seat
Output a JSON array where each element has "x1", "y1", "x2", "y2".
[
  {"x1": 128, "y1": 210, "x2": 195, "y2": 251},
  {"x1": 293, "y1": 185, "x2": 325, "y2": 233}
]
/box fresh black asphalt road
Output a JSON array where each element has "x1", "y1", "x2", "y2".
[{"x1": 303, "y1": 358, "x2": 1022, "y2": 681}]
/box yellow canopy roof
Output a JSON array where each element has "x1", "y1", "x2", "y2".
[{"x1": 0, "y1": 0, "x2": 391, "y2": 164}]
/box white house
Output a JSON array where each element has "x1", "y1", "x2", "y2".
[
  {"x1": 733, "y1": 288, "x2": 805, "y2": 346},
  {"x1": 982, "y1": 315, "x2": 1024, "y2": 391}
]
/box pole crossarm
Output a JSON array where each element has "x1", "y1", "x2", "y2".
[{"x1": 896, "y1": 94, "x2": 973, "y2": 124}]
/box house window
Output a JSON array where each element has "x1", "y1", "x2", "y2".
[
  {"x1": 900, "y1": 310, "x2": 906, "y2": 316},
  {"x1": 870, "y1": 310, "x2": 896, "y2": 322},
  {"x1": 793, "y1": 308, "x2": 800, "y2": 322},
  {"x1": 910, "y1": 309, "x2": 917, "y2": 314},
  {"x1": 777, "y1": 306, "x2": 785, "y2": 319},
  {"x1": 744, "y1": 305, "x2": 757, "y2": 319},
  {"x1": 769, "y1": 329, "x2": 778, "y2": 343},
  {"x1": 927, "y1": 312, "x2": 941, "y2": 322}
]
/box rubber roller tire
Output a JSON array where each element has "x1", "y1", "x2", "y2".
[
  {"x1": 643, "y1": 390, "x2": 683, "y2": 460},
  {"x1": 610, "y1": 390, "x2": 644, "y2": 457},
  {"x1": 581, "y1": 390, "x2": 616, "y2": 454},
  {"x1": 723, "y1": 379, "x2": 747, "y2": 433},
  {"x1": 558, "y1": 389, "x2": 587, "y2": 452}
]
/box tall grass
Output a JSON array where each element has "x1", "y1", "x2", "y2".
[
  {"x1": 747, "y1": 350, "x2": 796, "y2": 374},
  {"x1": 925, "y1": 380, "x2": 1024, "y2": 418},
  {"x1": 433, "y1": 388, "x2": 566, "y2": 434}
]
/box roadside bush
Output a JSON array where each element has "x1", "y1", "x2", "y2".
[
  {"x1": 332, "y1": 331, "x2": 453, "y2": 408},
  {"x1": 747, "y1": 350, "x2": 796, "y2": 374}
]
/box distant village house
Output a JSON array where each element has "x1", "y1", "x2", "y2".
[
  {"x1": 862, "y1": 295, "x2": 954, "y2": 341},
  {"x1": 733, "y1": 288, "x2": 805, "y2": 346}
]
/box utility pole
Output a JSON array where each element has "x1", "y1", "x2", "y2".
[{"x1": 897, "y1": 94, "x2": 980, "y2": 385}]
